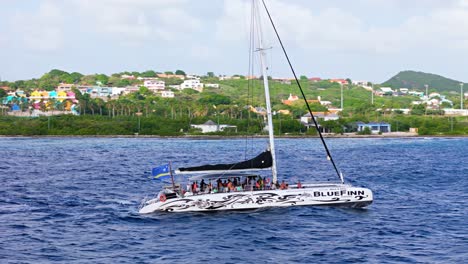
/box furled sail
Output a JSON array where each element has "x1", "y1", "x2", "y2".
[{"x1": 177, "y1": 150, "x2": 272, "y2": 173}]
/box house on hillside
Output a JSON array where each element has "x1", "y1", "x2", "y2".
[
  {"x1": 408, "y1": 90, "x2": 424, "y2": 97},
  {"x1": 143, "y1": 79, "x2": 165, "y2": 91},
  {"x1": 156, "y1": 73, "x2": 185, "y2": 79},
  {"x1": 281, "y1": 94, "x2": 321, "y2": 106},
  {"x1": 380, "y1": 87, "x2": 394, "y2": 96},
  {"x1": 159, "y1": 90, "x2": 174, "y2": 98},
  {"x1": 252, "y1": 106, "x2": 267, "y2": 115},
  {"x1": 121, "y1": 74, "x2": 136, "y2": 80},
  {"x1": 352, "y1": 80, "x2": 368, "y2": 86},
  {"x1": 180, "y1": 79, "x2": 204, "y2": 92},
  {"x1": 273, "y1": 78, "x2": 292, "y2": 85},
  {"x1": 57, "y1": 83, "x2": 75, "y2": 91},
  {"x1": 329, "y1": 79, "x2": 348, "y2": 85},
  {"x1": 281, "y1": 94, "x2": 299, "y2": 105},
  {"x1": 309, "y1": 77, "x2": 322, "y2": 82}
]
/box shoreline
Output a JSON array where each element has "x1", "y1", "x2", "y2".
[{"x1": 0, "y1": 133, "x2": 466, "y2": 139}]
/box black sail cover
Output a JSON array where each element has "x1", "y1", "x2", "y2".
[{"x1": 178, "y1": 150, "x2": 272, "y2": 172}]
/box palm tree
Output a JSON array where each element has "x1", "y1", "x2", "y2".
[{"x1": 94, "y1": 98, "x2": 105, "y2": 116}]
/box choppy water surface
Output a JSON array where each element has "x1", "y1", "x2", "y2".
[{"x1": 1, "y1": 137, "x2": 467, "y2": 263}]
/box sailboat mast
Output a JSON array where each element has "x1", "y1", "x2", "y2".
[
  {"x1": 255, "y1": 1, "x2": 278, "y2": 184},
  {"x1": 260, "y1": 0, "x2": 344, "y2": 184}
]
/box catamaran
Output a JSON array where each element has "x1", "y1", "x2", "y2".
[{"x1": 139, "y1": 0, "x2": 373, "y2": 214}]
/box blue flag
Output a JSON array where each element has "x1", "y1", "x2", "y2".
[{"x1": 152, "y1": 164, "x2": 170, "y2": 180}]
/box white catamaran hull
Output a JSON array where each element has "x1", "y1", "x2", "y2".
[{"x1": 139, "y1": 184, "x2": 373, "y2": 214}]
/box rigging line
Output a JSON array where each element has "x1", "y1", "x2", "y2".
[
  {"x1": 245, "y1": 0, "x2": 256, "y2": 160},
  {"x1": 260, "y1": 0, "x2": 343, "y2": 182}
]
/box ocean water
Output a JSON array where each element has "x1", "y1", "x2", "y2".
[{"x1": 0, "y1": 137, "x2": 467, "y2": 263}]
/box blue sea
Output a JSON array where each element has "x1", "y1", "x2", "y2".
[{"x1": 1, "y1": 137, "x2": 467, "y2": 263}]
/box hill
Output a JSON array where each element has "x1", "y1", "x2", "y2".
[{"x1": 381, "y1": 70, "x2": 466, "y2": 92}]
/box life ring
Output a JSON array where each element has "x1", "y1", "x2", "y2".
[{"x1": 160, "y1": 194, "x2": 166, "y2": 202}]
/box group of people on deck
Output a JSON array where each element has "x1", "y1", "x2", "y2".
[{"x1": 185, "y1": 177, "x2": 302, "y2": 195}]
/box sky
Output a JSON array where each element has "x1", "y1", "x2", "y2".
[{"x1": 1, "y1": 0, "x2": 468, "y2": 83}]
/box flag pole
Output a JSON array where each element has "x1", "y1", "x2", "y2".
[{"x1": 169, "y1": 161, "x2": 176, "y2": 191}]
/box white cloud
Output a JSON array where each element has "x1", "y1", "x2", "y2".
[
  {"x1": 10, "y1": 0, "x2": 64, "y2": 51},
  {"x1": 215, "y1": 0, "x2": 251, "y2": 42},
  {"x1": 71, "y1": 0, "x2": 201, "y2": 45},
  {"x1": 214, "y1": 0, "x2": 468, "y2": 55}
]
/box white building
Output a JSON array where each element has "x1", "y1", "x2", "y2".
[
  {"x1": 380, "y1": 87, "x2": 394, "y2": 95},
  {"x1": 112, "y1": 87, "x2": 126, "y2": 96},
  {"x1": 300, "y1": 112, "x2": 339, "y2": 124},
  {"x1": 143, "y1": 79, "x2": 165, "y2": 91},
  {"x1": 121, "y1": 74, "x2": 136, "y2": 80},
  {"x1": 191, "y1": 120, "x2": 237, "y2": 133},
  {"x1": 443, "y1": 109, "x2": 468, "y2": 116},
  {"x1": 180, "y1": 79, "x2": 204, "y2": 92},
  {"x1": 186, "y1": 74, "x2": 200, "y2": 79},
  {"x1": 123, "y1": 86, "x2": 140, "y2": 94},
  {"x1": 408, "y1": 91, "x2": 424, "y2": 97},
  {"x1": 159, "y1": 90, "x2": 174, "y2": 98},
  {"x1": 352, "y1": 80, "x2": 368, "y2": 86}
]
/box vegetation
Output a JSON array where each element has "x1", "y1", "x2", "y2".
[
  {"x1": 1, "y1": 69, "x2": 467, "y2": 136},
  {"x1": 382, "y1": 70, "x2": 466, "y2": 93}
]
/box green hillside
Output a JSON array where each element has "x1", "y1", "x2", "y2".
[{"x1": 382, "y1": 70, "x2": 466, "y2": 92}]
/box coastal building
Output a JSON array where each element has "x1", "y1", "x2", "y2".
[
  {"x1": 218, "y1": 75, "x2": 232, "y2": 81},
  {"x1": 399, "y1": 88, "x2": 409, "y2": 94},
  {"x1": 356, "y1": 122, "x2": 391, "y2": 133},
  {"x1": 308, "y1": 77, "x2": 322, "y2": 82},
  {"x1": 121, "y1": 74, "x2": 136, "y2": 80},
  {"x1": 281, "y1": 94, "x2": 299, "y2": 105},
  {"x1": 143, "y1": 79, "x2": 165, "y2": 91},
  {"x1": 379, "y1": 87, "x2": 394, "y2": 96},
  {"x1": 159, "y1": 90, "x2": 175, "y2": 98},
  {"x1": 276, "y1": 109, "x2": 290, "y2": 115},
  {"x1": 318, "y1": 96, "x2": 332, "y2": 106},
  {"x1": 408, "y1": 90, "x2": 424, "y2": 97},
  {"x1": 191, "y1": 120, "x2": 237, "y2": 133},
  {"x1": 273, "y1": 78, "x2": 292, "y2": 85},
  {"x1": 300, "y1": 112, "x2": 340, "y2": 124},
  {"x1": 186, "y1": 74, "x2": 201, "y2": 79},
  {"x1": 282, "y1": 94, "x2": 323, "y2": 106},
  {"x1": 443, "y1": 109, "x2": 468, "y2": 116},
  {"x1": 57, "y1": 83, "x2": 75, "y2": 91},
  {"x1": 248, "y1": 106, "x2": 267, "y2": 116},
  {"x1": 329, "y1": 79, "x2": 348, "y2": 85},
  {"x1": 180, "y1": 79, "x2": 204, "y2": 92},
  {"x1": 29, "y1": 90, "x2": 75, "y2": 101},
  {"x1": 157, "y1": 73, "x2": 185, "y2": 79},
  {"x1": 352, "y1": 80, "x2": 368, "y2": 86},
  {"x1": 123, "y1": 86, "x2": 140, "y2": 94}
]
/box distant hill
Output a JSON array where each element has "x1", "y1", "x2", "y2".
[{"x1": 381, "y1": 70, "x2": 466, "y2": 92}]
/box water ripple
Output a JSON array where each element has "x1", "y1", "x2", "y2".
[{"x1": 0, "y1": 137, "x2": 467, "y2": 263}]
